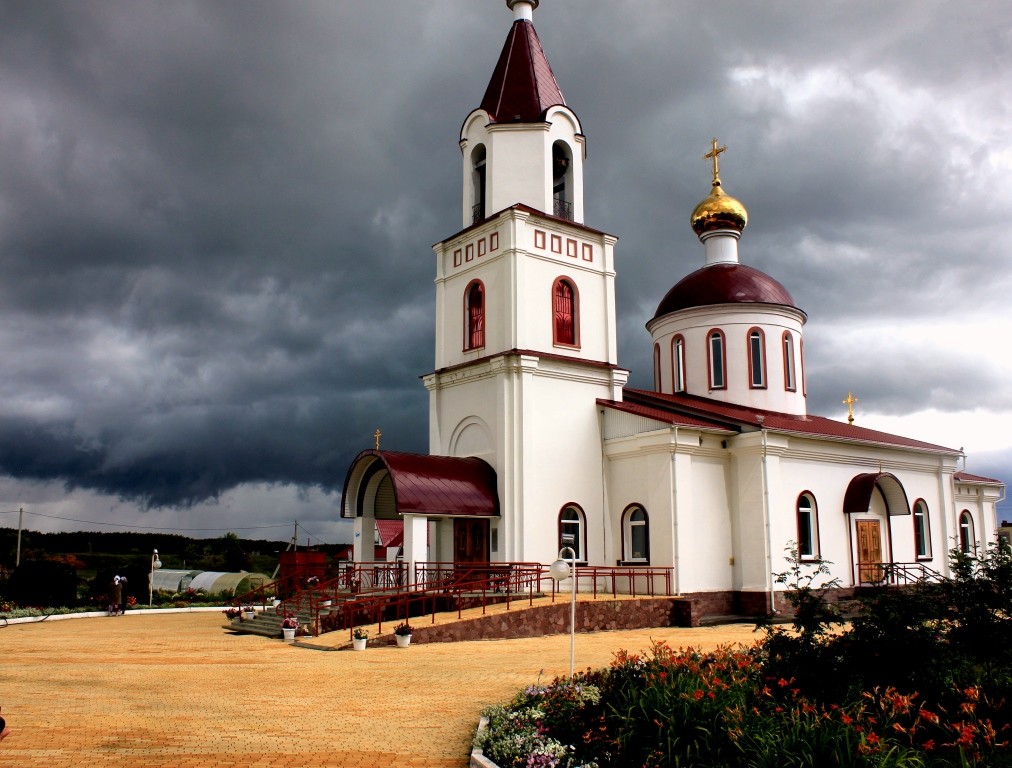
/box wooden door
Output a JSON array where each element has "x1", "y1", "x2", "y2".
[
  {"x1": 856, "y1": 520, "x2": 883, "y2": 583},
  {"x1": 453, "y1": 518, "x2": 489, "y2": 564}
]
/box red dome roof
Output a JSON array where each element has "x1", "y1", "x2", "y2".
[{"x1": 653, "y1": 263, "x2": 798, "y2": 319}]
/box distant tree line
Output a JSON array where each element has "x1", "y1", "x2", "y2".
[{"x1": 0, "y1": 527, "x2": 351, "y2": 609}]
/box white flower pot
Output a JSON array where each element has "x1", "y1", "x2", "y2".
[
  {"x1": 395, "y1": 634, "x2": 412, "y2": 648},
  {"x1": 282, "y1": 627, "x2": 296, "y2": 642},
  {"x1": 243, "y1": 611, "x2": 255, "y2": 621},
  {"x1": 352, "y1": 637, "x2": 368, "y2": 651}
]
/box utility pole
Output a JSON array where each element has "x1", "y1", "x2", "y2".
[{"x1": 16, "y1": 508, "x2": 23, "y2": 567}]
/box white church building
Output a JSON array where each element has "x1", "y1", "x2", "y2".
[{"x1": 342, "y1": 0, "x2": 1004, "y2": 617}]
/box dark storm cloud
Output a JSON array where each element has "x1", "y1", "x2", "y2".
[{"x1": 0, "y1": 1, "x2": 1008, "y2": 514}]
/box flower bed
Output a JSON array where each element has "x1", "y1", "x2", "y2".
[
  {"x1": 475, "y1": 545, "x2": 1012, "y2": 767},
  {"x1": 475, "y1": 642, "x2": 1010, "y2": 767}
]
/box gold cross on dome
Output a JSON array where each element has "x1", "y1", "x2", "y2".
[
  {"x1": 842, "y1": 392, "x2": 858, "y2": 425},
  {"x1": 374, "y1": 428, "x2": 382, "y2": 450},
  {"x1": 704, "y1": 138, "x2": 727, "y2": 185}
]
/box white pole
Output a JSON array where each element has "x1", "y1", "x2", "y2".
[{"x1": 569, "y1": 550, "x2": 576, "y2": 677}]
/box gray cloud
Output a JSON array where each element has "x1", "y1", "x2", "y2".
[{"x1": 0, "y1": 1, "x2": 1008, "y2": 522}]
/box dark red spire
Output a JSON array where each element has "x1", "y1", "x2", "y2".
[{"x1": 480, "y1": 19, "x2": 566, "y2": 123}]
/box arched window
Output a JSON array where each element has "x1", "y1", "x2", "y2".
[
  {"x1": 797, "y1": 492, "x2": 819, "y2": 559},
  {"x1": 748, "y1": 328, "x2": 766, "y2": 389},
  {"x1": 800, "y1": 338, "x2": 807, "y2": 396},
  {"x1": 464, "y1": 280, "x2": 485, "y2": 350},
  {"x1": 552, "y1": 141, "x2": 573, "y2": 220},
  {"x1": 671, "y1": 335, "x2": 686, "y2": 393},
  {"x1": 653, "y1": 343, "x2": 661, "y2": 391},
  {"x1": 959, "y1": 511, "x2": 975, "y2": 554},
  {"x1": 558, "y1": 504, "x2": 585, "y2": 561},
  {"x1": 913, "y1": 500, "x2": 931, "y2": 559},
  {"x1": 783, "y1": 331, "x2": 797, "y2": 392},
  {"x1": 707, "y1": 329, "x2": 726, "y2": 390},
  {"x1": 553, "y1": 278, "x2": 578, "y2": 347},
  {"x1": 622, "y1": 505, "x2": 649, "y2": 563},
  {"x1": 471, "y1": 144, "x2": 486, "y2": 224}
]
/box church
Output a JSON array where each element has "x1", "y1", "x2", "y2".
[{"x1": 341, "y1": 0, "x2": 1004, "y2": 617}]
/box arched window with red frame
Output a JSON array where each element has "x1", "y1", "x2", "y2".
[
  {"x1": 671, "y1": 335, "x2": 686, "y2": 393},
  {"x1": 553, "y1": 277, "x2": 578, "y2": 347},
  {"x1": 707, "y1": 329, "x2": 726, "y2": 390},
  {"x1": 783, "y1": 331, "x2": 797, "y2": 392},
  {"x1": 913, "y1": 500, "x2": 932, "y2": 559},
  {"x1": 800, "y1": 337, "x2": 807, "y2": 396},
  {"x1": 653, "y1": 343, "x2": 661, "y2": 391},
  {"x1": 621, "y1": 505, "x2": 650, "y2": 563},
  {"x1": 748, "y1": 327, "x2": 767, "y2": 389},
  {"x1": 464, "y1": 280, "x2": 485, "y2": 351}
]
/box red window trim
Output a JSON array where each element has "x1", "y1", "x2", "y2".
[
  {"x1": 747, "y1": 327, "x2": 767, "y2": 390},
  {"x1": 912, "y1": 498, "x2": 932, "y2": 561},
  {"x1": 463, "y1": 279, "x2": 485, "y2": 352},
  {"x1": 671, "y1": 334, "x2": 686, "y2": 393},
  {"x1": 653, "y1": 343, "x2": 661, "y2": 391},
  {"x1": 706, "y1": 328, "x2": 727, "y2": 390},
  {"x1": 557, "y1": 503, "x2": 587, "y2": 563},
  {"x1": 552, "y1": 277, "x2": 580, "y2": 349},
  {"x1": 796, "y1": 491, "x2": 821, "y2": 560},
  {"x1": 800, "y1": 338, "x2": 807, "y2": 397},
  {"x1": 619, "y1": 504, "x2": 650, "y2": 565},
  {"x1": 782, "y1": 331, "x2": 797, "y2": 392}
]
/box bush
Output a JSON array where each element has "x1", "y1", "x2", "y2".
[
  {"x1": 7, "y1": 560, "x2": 78, "y2": 608},
  {"x1": 477, "y1": 545, "x2": 1012, "y2": 767}
]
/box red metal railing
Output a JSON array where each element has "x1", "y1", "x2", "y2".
[
  {"x1": 855, "y1": 561, "x2": 944, "y2": 586},
  {"x1": 234, "y1": 561, "x2": 677, "y2": 638}
]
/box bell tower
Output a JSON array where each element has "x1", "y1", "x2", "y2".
[
  {"x1": 423, "y1": 0, "x2": 627, "y2": 565},
  {"x1": 460, "y1": 0, "x2": 585, "y2": 228}
]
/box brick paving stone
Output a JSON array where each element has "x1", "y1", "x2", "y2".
[{"x1": 0, "y1": 610, "x2": 759, "y2": 767}]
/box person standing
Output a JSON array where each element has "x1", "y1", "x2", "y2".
[
  {"x1": 110, "y1": 576, "x2": 123, "y2": 616},
  {"x1": 118, "y1": 575, "x2": 128, "y2": 615}
]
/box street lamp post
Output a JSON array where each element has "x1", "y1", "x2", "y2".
[
  {"x1": 549, "y1": 545, "x2": 577, "y2": 677},
  {"x1": 149, "y1": 549, "x2": 162, "y2": 607}
]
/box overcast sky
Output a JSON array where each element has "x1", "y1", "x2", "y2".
[{"x1": 1, "y1": 0, "x2": 1009, "y2": 542}]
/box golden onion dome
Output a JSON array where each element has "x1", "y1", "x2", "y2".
[{"x1": 690, "y1": 181, "x2": 748, "y2": 236}]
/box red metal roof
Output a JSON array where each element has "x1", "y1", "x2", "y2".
[
  {"x1": 954, "y1": 470, "x2": 1004, "y2": 485},
  {"x1": 843, "y1": 472, "x2": 911, "y2": 515},
  {"x1": 618, "y1": 388, "x2": 959, "y2": 454},
  {"x1": 345, "y1": 450, "x2": 499, "y2": 518},
  {"x1": 480, "y1": 18, "x2": 565, "y2": 122},
  {"x1": 375, "y1": 519, "x2": 403, "y2": 548},
  {"x1": 597, "y1": 399, "x2": 737, "y2": 433},
  {"x1": 653, "y1": 263, "x2": 800, "y2": 319}
]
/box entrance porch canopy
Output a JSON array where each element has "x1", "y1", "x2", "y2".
[
  {"x1": 341, "y1": 450, "x2": 499, "y2": 519},
  {"x1": 843, "y1": 472, "x2": 911, "y2": 516}
]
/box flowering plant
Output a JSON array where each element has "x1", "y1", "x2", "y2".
[
  {"x1": 241, "y1": 605, "x2": 255, "y2": 613},
  {"x1": 223, "y1": 607, "x2": 241, "y2": 620},
  {"x1": 353, "y1": 627, "x2": 369, "y2": 640},
  {"x1": 394, "y1": 621, "x2": 412, "y2": 637},
  {"x1": 281, "y1": 614, "x2": 299, "y2": 630}
]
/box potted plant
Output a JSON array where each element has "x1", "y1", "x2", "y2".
[
  {"x1": 242, "y1": 605, "x2": 256, "y2": 621},
  {"x1": 394, "y1": 621, "x2": 412, "y2": 648},
  {"x1": 223, "y1": 607, "x2": 241, "y2": 622},
  {"x1": 281, "y1": 614, "x2": 299, "y2": 642},
  {"x1": 352, "y1": 627, "x2": 368, "y2": 651}
]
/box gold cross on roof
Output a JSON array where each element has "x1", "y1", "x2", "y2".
[
  {"x1": 374, "y1": 428, "x2": 382, "y2": 450},
  {"x1": 842, "y1": 392, "x2": 858, "y2": 425},
  {"x1": 704, "y1": 138, "x2": 727, "y2": 186}
]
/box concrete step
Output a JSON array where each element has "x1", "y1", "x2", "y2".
[{"x1": 225, "y1": 609, "x2": 314, "y2": 639}]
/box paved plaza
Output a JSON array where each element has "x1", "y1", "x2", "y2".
[{"x1": 0, "y1": 609, "x2": 759, "y2": 767}]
